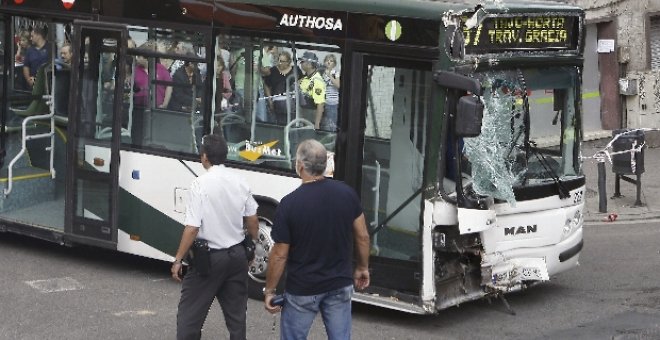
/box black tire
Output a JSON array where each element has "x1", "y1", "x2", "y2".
[{"x1": 247, "y1": 204, "x2": 285, "y2": 299}]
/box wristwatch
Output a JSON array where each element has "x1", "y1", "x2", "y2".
[
  {"x1": 262, "y1": 287, "x2": 276, "y2": 295},
  {"x1": 173, "y1": 258, "x2": 183, "y2": 264}
]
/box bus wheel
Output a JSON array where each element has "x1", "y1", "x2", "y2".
[{"x1": 247, "y1": 205, "x2": 282, "y2": 299}]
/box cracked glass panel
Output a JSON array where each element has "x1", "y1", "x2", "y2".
[{"x1": 463, "y1": 67, "x2": 580, "y2": 205}]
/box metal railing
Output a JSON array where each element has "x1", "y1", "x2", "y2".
[{"x1": 4, "y1": 94, "x2": 56, "y2": 196}]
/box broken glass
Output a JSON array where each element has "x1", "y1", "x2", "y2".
[{"x1": 462, "y1": 67, "x2": 581, "y2": 205}]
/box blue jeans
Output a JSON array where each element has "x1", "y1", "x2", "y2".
[
  {"x1": 321, "y1": 104, "x2": 338, "y2": 131},
  {"x1": 255, "y1": 88, "x2": 268, "y2": 122},
  {"x1": 281, "y1": 285, "x2": 353, "y2": 340}
]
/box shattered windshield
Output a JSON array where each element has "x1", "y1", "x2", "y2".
[{"x1": 462, "y1": 66, "x2": 581, "y2": 205}]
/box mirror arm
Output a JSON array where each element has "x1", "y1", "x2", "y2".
[{"x1": 433, "y1": 71, "x2": 483, "y2": 96}]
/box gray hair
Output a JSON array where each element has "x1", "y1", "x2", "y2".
[{"x1": 296, "y1": 139, "x2": 327, "y2": 176}]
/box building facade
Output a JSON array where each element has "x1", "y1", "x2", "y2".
[{"x1": 571, "y1": 0, "x2": 660, "y2": 140}]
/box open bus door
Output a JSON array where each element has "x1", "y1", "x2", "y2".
[
  {"x1": 0, "y1": 18, "x2": 8, "y2": 169},
  {"x1": 65, "y1": 22, "x2": 127, "y2": 248},
  {"x1": 348, "y1": 52, "x2": 433, "y2": 313}
]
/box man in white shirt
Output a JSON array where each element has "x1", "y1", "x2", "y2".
[{"x1": 171, "y1": 133, "x2": 259, "y2": 340}]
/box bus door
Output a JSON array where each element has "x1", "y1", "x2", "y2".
[
  {"x1": 351, "y1": 54, "x2": 432, "y2": 300},
  {"x1": 65, "y1": 23, "x2": 127, "y2": 248},
  {"x1": 0, "y1": 17, "x2": 8, "y2": 169}
]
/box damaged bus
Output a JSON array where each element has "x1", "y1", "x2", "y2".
[{"x1": 0, "y1": 0, "x2": 584, "y2": 314}]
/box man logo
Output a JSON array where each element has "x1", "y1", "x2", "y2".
[{"x1": 504, "y1": 225, "x2": 537, "y2": 236}]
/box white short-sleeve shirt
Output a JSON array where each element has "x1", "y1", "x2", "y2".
[{"x1": 184, "y1": 165, "x2": 258, "y2": 250}]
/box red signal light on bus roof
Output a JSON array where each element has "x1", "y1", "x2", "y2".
[
  {"x1": 14, "y1": 0, "x2": 25, "y2": 5},
  {"x1": 62, "y1": 0, "x2": 75, "y2": 9}
]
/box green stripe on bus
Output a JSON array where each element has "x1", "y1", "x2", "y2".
[{"x1": 119, "y1": 189, "x2": 182, "y2": 256}]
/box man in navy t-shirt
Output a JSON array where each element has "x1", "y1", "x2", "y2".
[
  {"x1": 23, "y1": 26, "x2": 50, "y2": 89},
  {"x1": 264, "y1": 139, "x2": 370, "y2": 340}
]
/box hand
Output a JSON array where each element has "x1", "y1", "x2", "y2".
[
  {"x1": 264, "y1": 294, "x2": 282, "y2": 314},
  {"x1": 171, "y1": 262, "x2": 183, "y2": 282},
  {"x1": 353, "y1": 267, "x2": 370, "y2": 290}
]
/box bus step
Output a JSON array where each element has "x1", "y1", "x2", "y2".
[{"x1": 0, "y1": 166, "x2": 55, "y2": 212}]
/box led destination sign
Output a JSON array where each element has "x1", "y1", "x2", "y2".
[{"x1": 464, "y1": 15, "x2": 579, "y2": 54}]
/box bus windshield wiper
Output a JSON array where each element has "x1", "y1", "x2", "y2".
[{"x1": 528, "y1": 142, "x2": 570, "y2": 199}]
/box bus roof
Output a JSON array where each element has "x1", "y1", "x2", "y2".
[{"x1": 218, "y1": 0, "x2": 583, "y2": 21}]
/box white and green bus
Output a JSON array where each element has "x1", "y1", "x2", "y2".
[{"x1": 0, "y1": 0, "x2": 585, "y2": 314}]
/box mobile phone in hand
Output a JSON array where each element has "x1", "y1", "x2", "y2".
[
  {"x1": 179, "y1": 264, "x2": 188, "y2": 279},
  {"x1": 271, "y1": 294, "x2": 285, "y2": 306}
]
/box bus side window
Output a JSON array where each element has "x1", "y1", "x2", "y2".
[
  {"x1": 124, "y1": 27, "x2": 207, "y2": 154},
  {"x1": 216, "y1": 34, "x2": 340, "y2": 172}
]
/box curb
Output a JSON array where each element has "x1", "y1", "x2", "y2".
[{"x1": 584, "y1": 211, "x2": 660, "y2": 224}]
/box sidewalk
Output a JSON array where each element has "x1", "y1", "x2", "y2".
[{"x1": 582, "y1": 133, "x2": 660, "y2": 224}]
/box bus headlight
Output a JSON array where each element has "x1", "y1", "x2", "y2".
[{"x1": 562, "y1": 211, "x2": 581, "y2": 240}]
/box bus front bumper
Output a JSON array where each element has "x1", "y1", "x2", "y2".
[{"x1": 482, "y1": 227, "x2": 583, "y2": 291}]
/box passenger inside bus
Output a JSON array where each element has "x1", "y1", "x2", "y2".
[
  {"x1": 321, "y1": 54, "x2": 340, "y2": 131},
  {"x1": 156, "y1": 41, "x2": 176, "y2": 75},
  {"x1": 228, "y1": 47, "x2": 271, "y2": 122},
  {"x1": 14, "y1": 29, "x2": 31, "y2": 91},
  {"x1": 212, "y1": 35, "x2": 341, "y2": 170},
  {"x1": 214, "y1": 55, "x2": 233, "y2": 114},
  {"x1": 169, "y1": 52, "x2": 203, "y2": 112},
  {"x1": 134, "y1": 46, "x2": 172, "y2": 109},
  {"x1": 298, "y1": 51, "x2": 325, "y2": 129},
  {"x1": 56, "y1": 43, "x2": 72, "y2": 69},
  {"x1": 102, "y1": 37, "x2": 135, "y2": 91},
  {"x1": 60, "y1": 43, "x2": 72, "y2": 65},
  {"x1": 14, "y1": 29, "x2": 30, "y2": 64},
  {"x1": 256, "y1": 45, "x2": 275, "y2": 122},
  {"x1": 168, "y1": 41, "x2": 193, "y2": 76},
  {"x1": 12, "y1": 62, "x2": 49, "y2": 117},
  {"x1": 23, "y1": 26, "x2": 49, "y2": 89},
  {"x1": 263, "y1": 51, "x2": 301, "y2": 125}
]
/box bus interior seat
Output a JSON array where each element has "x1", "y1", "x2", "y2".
[
  {"x1": 52, "y1": 67, "x2": 70, "y2": 125},
  {"x1": 284, "y1": 118, "x2": 316, "y2": 164},
  {"x1": 219, "y1": 113, "x2": 250, "y2": 144},
  {"x1": 11, "y1": 64, "x2": 50, "y2": 118},
  {"x1": 11, "y1": 64, "x2": 70, "y2": 126},
  {"x1": 315, "y1": 131, "x2": 336, "y2": 152}
]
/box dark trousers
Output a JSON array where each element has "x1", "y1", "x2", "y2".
[{"x1": 176, "y1": 245, "x2": 248, "y2": 340}]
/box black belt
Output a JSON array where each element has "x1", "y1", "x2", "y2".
[{"x1": 209, "y1": 242, "x2": 242, "y2": 253}]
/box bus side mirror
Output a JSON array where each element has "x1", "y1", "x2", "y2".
[{"x1": 455, "y1": 95, "x2": 483, "y2": 137}]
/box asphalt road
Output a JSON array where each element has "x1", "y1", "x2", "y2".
[{"x1": 1, "y1": 222, "x2": 659, "y2": 339}]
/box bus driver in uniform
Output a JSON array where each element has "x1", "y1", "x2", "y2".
[
  {"x1": 171, "y1": 133, "x2": 259, "y2": 340},
  {"x1": 298, "y1": 51, "x2": 326, "y2": 129}
]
